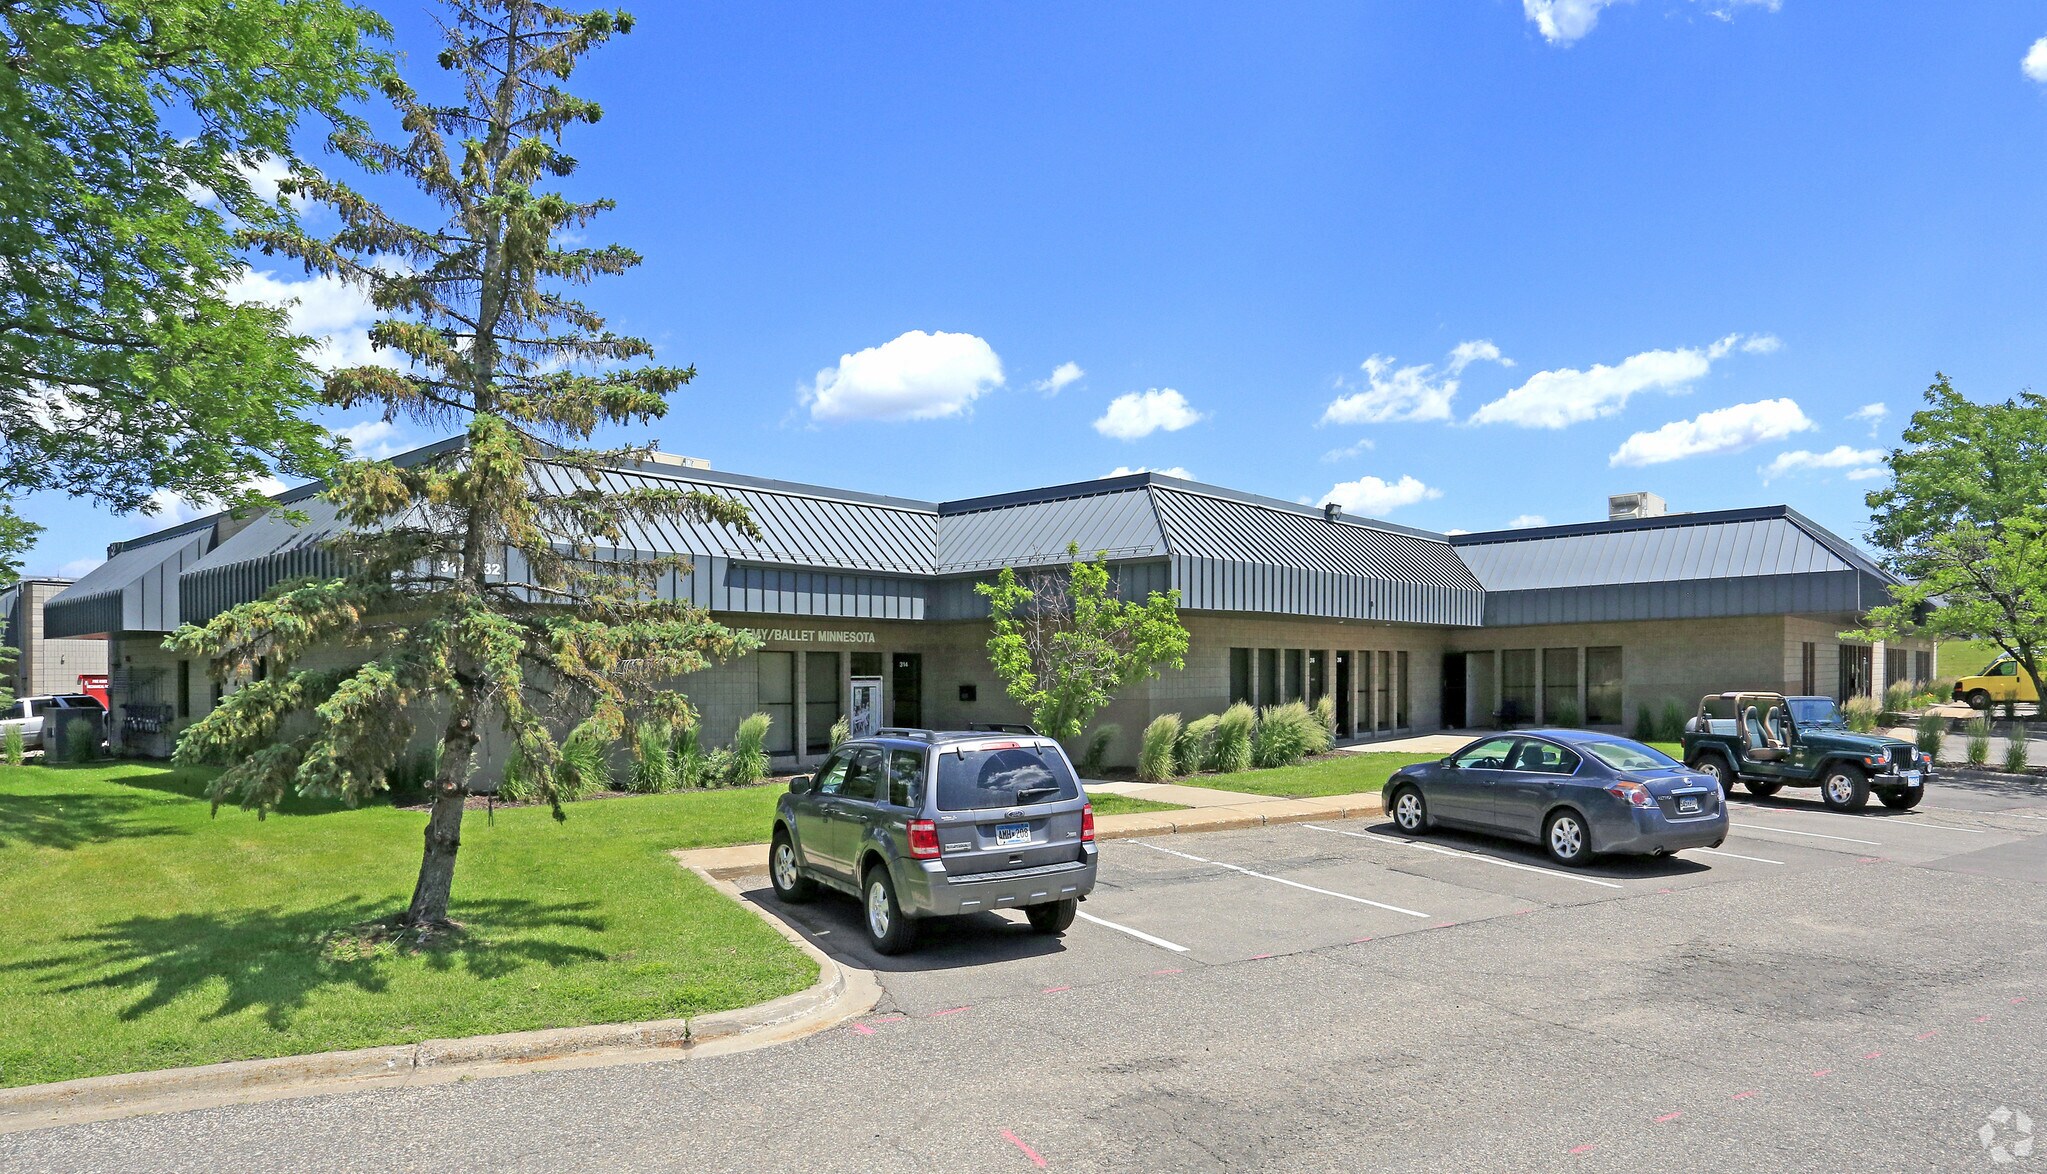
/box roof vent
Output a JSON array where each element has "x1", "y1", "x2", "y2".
[
  {"x1": 1608, "y1": 491, "x2": 1667, "y2": 521},
  {"x1": 647, "y1": 452, "x2": 711, "y2": 471},
  {"x1": 1322, "y1": 502, "x2": 1342, "y2": 523}
]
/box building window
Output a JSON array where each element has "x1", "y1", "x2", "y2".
[
  {"x1": 1376, "y1": 651, "x2": 1391, "y2": 731},
  {"x1": 1257, "y1": 648, "x2": 1279, "y2": 706},
  {"x1": 849, "y1": 651, "x2": 883, "y2": 678},
  {"x1": 1885, "y1": 648, "x2": 1908, "y2": 689},
  {"x1": 1542, "y1": 647, "x2": 1579, "y2": 723},
  {"x1": 1914, "y1": 650, "x2": 1931, "y2": 684},
  {"x1": 1584, "y1": 647, "x2": 1622, "y2": 725},
  {"x1": 758, "y1": 651, "x2": 795, "y2": 756},
  {"x1": 804, "y1": 652, "x2": 839, "y2": 754},
  {"x1": 177, "y1": 660, "x2": 191, "y2": 719},
  {"x1": 1837, "y1": 645, "x2": 1871, "y2": 700},
  {"x1": 1395, "y1": 651, "x2": 1410, "y2": 728},
  {"x1": 1801, "y1": 642, "x2": 1817, "y2": 695},
  {"x1": 1284, "y1": 649, "x2": 1304, "y2": 702},
  {"x1": 1307, "y1": 650, "x2": 1327, "y2": 706},
  {"x1": 1228, "y1": 648, "x2": 1252, "y2": 705},
  {"x1": 1500, "y1": 649, "x2": 1536, "y2": 720}
]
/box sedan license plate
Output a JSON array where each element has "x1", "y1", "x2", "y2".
[
  {"x1": 1676, "y1": 796, "x2": 1701, "y2": 815},
  {"x1": 995, "y1": 822, "x2": 1031, "y2": 847}
]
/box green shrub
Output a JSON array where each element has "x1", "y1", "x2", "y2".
[
  {"x1": 1966, "y1": 717, "x2": 1991, "y2": 767},
  {"x1": 1176, "y1": 714, "x2": 1218, "y2": 776},
  {"x1": 62, "y1": 718, "x2": 99, "y2": 764},
  {"x1": 498, "y1": 742, "x2": 539, "y2": 802},
  {"x1": 700, "y1": 747, "x2": 734, "y2": 788},
  {"x1": 828, "y1": 715, "x2": 851, "y2": 751},
  {"x1": 674, "y1": 725, "x2": 707, "y2": 788},
  {"x1": 555, "y1": 722, "x2": 613, "y2": 799},
  {"x1": 1655, "y1": 699, "x2": 1688, "y2": 743},
  {"x1": 1550, "y1": 702, "x2": 1581, "y2": 730},
  {"x1": 386, "y1": 744, "x2": 443, "y2": 803},
  {"x1": 1843, "y1": 696, "x2": 1882, "y2": 733},
  {"x1": 3, "y1": 726, "x2": 23, "y2": 767},
  {"x1": 1076, "y1": 723, "x2": 1119, "y2": 777},
  {"x1": 1632, "y1": 704, "x2": 1657, "y2": 743},
  {"x1": 627, "y1": 721, "x2": 676, "y2": 794},
  {"x1": 1312, "y1": 695, "x2": 1336, "y2": 738},
  {"x1": 725, "y1": 712, "x2": 772, "y2": 787},
  {"x1": 1883, "y1": 680, "x2": 1915, "y2": 713},
  {"x1": 2003, "y1": 730, "x2": 2030, "y2": 774},
  {"x1": 1915, "y1": 712, "x2": 1945, "y2": 757},
  {"x1": 1138, "y1": 714, "x2": 1180, "y2": 783},
  {"x1": 1252, "y1": 701, "x2": 1320, "y2": 769},
  {"x1": 1209, "y1": 703, "x2": 1255, "y2": 773}
]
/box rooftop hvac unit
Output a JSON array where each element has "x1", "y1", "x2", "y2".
[
  {"x1": 1608, "y1": 491, "x2": 1668, "y2": 521},
  {"x1": 647, "y1": 451, "x2": 711, "y2": 470}
]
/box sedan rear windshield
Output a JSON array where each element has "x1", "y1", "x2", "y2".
[
  {"x1": 1576, "y1": 739, "x2": 1679, "y2": 772},
  {"x1": 934, "y1": 745, "x2": 1080, "y2": 812}
]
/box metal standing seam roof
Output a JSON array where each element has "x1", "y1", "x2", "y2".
[
  {"x1": 1150, "y1": 486, "x2": 1481, "y2": 591},
  {"x1": 1449, "y1": 509, "x2": 1877, "y2": 592},
  {"x1": 935, "y1": 486, "x2": 1167, "y2": 572},
  {"x1": 44, "y1": 530, "x2": 215, "y2": 637}
]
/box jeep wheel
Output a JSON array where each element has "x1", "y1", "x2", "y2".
[
  {"x1": 769, "y1": 830, "x2": 816, "y2": 903},
  {"x1": 1819, "y1": 764, "x2": 1870, "y2": 812},
  {"x1": 1690, "y1": 754, "x2": 1734, "y2": 796},
  {"x1": 1745, "y1": 779, "x2": 1783, "y2": 799},
  {"x1": 1966, "y1": 689, "x2": 1992, "y2": 710},
  {"x1": 1878, "y1": 786, "x2": 1924, "y2": 811},
  {"x1": 1390, "y1": 785, "x2": 1430, "y2": 834},
  {"x1": 862, "y1": 864, "x2": 918, "y2": 955},
  {"x1": 1543, "y1": 809, "x2": 1592, "y2": 867},
  {"x1": 1026, "y1": 898, "x2": 1078, "y2": 935}
]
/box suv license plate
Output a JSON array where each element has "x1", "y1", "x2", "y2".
[
  {"x1": 1901, "y1": 771, "x2": 1921, "y2": 787},
  {"x1": 1676, "y1": 796, "x2": 1700, "y2": 814},
  {"x1": 995, "y1": 822, "x2": 1031, "y2": 847}
]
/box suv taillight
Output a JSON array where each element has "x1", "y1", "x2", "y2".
[
  {"x1": 1081, "y1": 802, "x2": 1096, "y2": 842},
  {"x1": 907, "y1": 819, "x2": 941, "y2": 859}
]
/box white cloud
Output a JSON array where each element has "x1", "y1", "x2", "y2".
[
  {"x1": 225, "y1": 266, "x2": 389, "y2": 371},
  {"x1": 1094, "y1": 388, "x2": 1205, "y2": 440},
  {"x1": 1848, "y1": 401, "x2": 1889, "y2": 437},
  {"x1": 1321, "y1": 339, "x2": 1511, "y2": 426},
  {"x1": 1105, "y1": 465, "x2": 1196, "y2": 481},
  {"x1": 805, "y1": 330, "x2": 1005, "y2": 423},
  {"x1": 1319, "y1": 474, "x2": 1442, "y2": 517},
  {"x1": 1444, "y1": 528, "x2": 1471, "y2": 536},
  {"x1": 1758, "y1": 444, "x2": 1884, "y2": 483},
  {"x1": 1321, "y1": 437, "x2": 1378, "y2": 462},
  {"x1": 1524, "y1": 0, "x2": 1780, "y2": 45},
  {"x1": 1470, "y1": 333, "x2": 1775, "y2": 429},
  {"x1": 1609, "y1": 398, "x2": 1815, "y2": 467},
  {"x1": 147, "y1": 475, "x2": 289, "y2": 525},
  {"x1": 1847, "y1": 466, "x2": 1888, "y2": 481},
  {"x1": 336, "y1": 419, "x2": 405, "y2": 460},
  {"x1": 1508, "y1": 514, "x2": 1549, "y2": 528},
  {"x1": 55, "y1": 557, "x2": 101, "y2": 579},
  {"x1": 2026, "y1": 36, "x2": 2047, "y2": 83},
  {"x1": 1033, "y1": 361, "x2": 1084, "y2": 395}
]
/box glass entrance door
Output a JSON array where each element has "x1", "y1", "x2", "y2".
[{"x1": 891, "y1": 652, "x2": 923, "y2": 728}]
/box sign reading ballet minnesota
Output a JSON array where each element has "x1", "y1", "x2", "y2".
[{"x1": 740, "y1": 628, "x2": 879, "y2": 645}]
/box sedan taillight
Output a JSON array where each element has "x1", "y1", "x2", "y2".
[
  {"x1": 907, "y1": 819, "x2": 941, "y2": 859},
  {"x1": 1607, "y1": 780, "x2": 1654, "y2": 808}
]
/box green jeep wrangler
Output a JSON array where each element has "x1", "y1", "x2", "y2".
[{"x1": 1680, "y1": 692, "x2": 1933, "y2": 812}]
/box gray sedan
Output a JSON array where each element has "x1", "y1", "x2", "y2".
[{"x1": 1383, "y1": 730, "x2": 1728, "y2": 866}]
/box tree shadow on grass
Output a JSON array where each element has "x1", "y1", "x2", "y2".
[
  {"x1": 0, "y1": 790, "x2": 186, "y2": 851},
  {"x1": 3, "y1": 897, "x2": 609, "y2": 1030}
]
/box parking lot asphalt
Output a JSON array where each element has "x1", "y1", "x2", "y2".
[{"x1": 7, "y1": 780, "x2": 2047, "y2": 1172}]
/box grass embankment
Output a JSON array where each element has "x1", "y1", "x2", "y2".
[
  {"x1": 1086, "y1": 791, "x2": 1187, "y2": 816},
  {"x1": 1167, "y1": 752, "x2": 1439, "y2": 799},
  {"x1": 0, "y1": 763, "x2": 821, "y2": 1089},
  {"x1": 1939, "y1": 640, "x2": 2006, "y2": 679}
]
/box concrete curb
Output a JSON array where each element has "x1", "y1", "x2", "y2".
[
  {"x1": 678, "y1": 791, "x2": 1389, "y2": 880},
  {"x1": 0, "y1": 867, "x2": 880, "y2": 1136}
]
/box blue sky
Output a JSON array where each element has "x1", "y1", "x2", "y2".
[{"x1": 23, "y1": 1, "x2": 2047, "y2": 575}]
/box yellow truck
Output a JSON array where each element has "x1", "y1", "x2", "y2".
[{"x1": 1952, "y1": 654, "x2": 2042, "y2": 710}]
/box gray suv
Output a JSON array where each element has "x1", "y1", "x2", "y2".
[{"x1": 768, "y1": 729, "x2": 1099, "y2": 954}]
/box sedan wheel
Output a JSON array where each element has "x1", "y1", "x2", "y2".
[
  {"x1": 1391, "y1": 786, "x2": 1429, "y2": 834},
  {"x1": 1544, "y1": 810, "x2": 1590, "y2": 867},
  {"x1": 1820, "y1": 765, "x2": 1870, "y2": 812}
]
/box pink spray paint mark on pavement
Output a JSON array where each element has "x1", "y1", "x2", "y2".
[
  {"x1": 1655, "y1": 1112, "x2": 1683, "y2": 1124},
  {"x1": 1915, "y1": 1030, "x2": 1940, "y2": 1041},
  {"x1": 1811, "y1": 1069, "x2": 1833, "y2": 1078},
  {"x1": 1732, "y1": 1090, "x2": 1759, "y2": 1101},
  {"x1": 1151, "y1": 968, "x2": 1183, "y2": 975},
  {"x1": 1568, "y1": 1144, "x2": 1597, "y2": 1156},
  {"x1": 1975, "y1": 1015, "x2": 1992, "y2": 1024},
  {"x1": 1861, "y1": 1051, "x2": 1881, "y2": 1060},
  {"x1": 1042, "y1": 986, "x2": 1072, "y2": 994},
  {"x1": 2014, "y1": 997, "x2": 2029, "y2": 1005},
  {"x1": 1249, "y1": 953, "x2": 1274, "y2": 960},
  {"x1": 1002, "y1": 1129, "x2": 1048, "y2": 1168},
  {"x1": 932, "y1": 1006, "x2": 970, "y2": 1018},
  {"x1": 1352, "y1": 936, "x2": 1374, "y2": 943},
  {"x1": 1432, "y1": 922, "x2": 1458, "y2": 929},
  {"x1": 850, "y1": 1023, "x2": 875, "y2": 1036}
]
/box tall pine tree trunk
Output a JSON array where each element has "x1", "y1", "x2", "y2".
[{"x1": 403, "y1": 672, "x2": 483, "y2": 926}]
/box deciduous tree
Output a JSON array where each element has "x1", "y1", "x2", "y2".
[{"x1": 170, "y1": 1, "x2": 758, "y2": 929}]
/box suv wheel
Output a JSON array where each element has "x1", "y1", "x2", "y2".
[
  {"x1": 1819, "y1": 764, "x2": 1870, "y2": 812},
  {"x1": 862, "y1": 865, "x2": 917, "y2": 955},
  {"x1": 1026, "y1": 898, "x2": 1078, "y2": 935},
  {"x1": 1543, "y1": 809, "x2": 1592, "y2": 867},
  {"x1": 1691, "y1": 753, "x2": 1733, "y2": 796},
  {"x1": 1390, "y1": 785, "x2": 1429, "y2": 834},
  {"x1": 1878, "y1": 786, "x2": 1924, "y2": 811},
  {"x1": 769, "y1": 830, "x2": 816, "y2": 903},
  {"x1": 1745, "y1": 779, "x2": 1783, "y2": 799},
  {"x1": 1965, "y1": 689, "x2": 1992, "y2": 710}
]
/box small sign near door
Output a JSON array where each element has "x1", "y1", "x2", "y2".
[{"x1": 848, "y1": 676, "x2": 883, "y2": 738}]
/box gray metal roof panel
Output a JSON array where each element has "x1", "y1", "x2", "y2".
[
  {"x1": 48, "y1": 531, "x2": 214, "y2": 605},
  {"x1": 935, "y1": 488, "x2": 1166, "y2": 572},
  {"x1": 1452, "y1": 514, "x2": 1863, "y2": 592}
]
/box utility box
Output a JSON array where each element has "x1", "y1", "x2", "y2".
[{"x1": 1608, "y1": 492, "x2": 1668, "y2": 521}]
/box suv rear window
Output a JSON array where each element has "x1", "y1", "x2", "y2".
[
  {"x1": 934, "y1": 744, "x2": 1080, "y2": 812},
  {"x1": 56, "y1": 695, "x2": 102, "y2": 709}
]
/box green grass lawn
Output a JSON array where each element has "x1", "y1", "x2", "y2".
[
  {"x1": 1167, "y1": 752, "x2": 1439, "y2": 799},
  {"x1": 0, "y1": 763, "x2": 819, "y2": 1089},
  {"x1": 1940, "y1": 639, "x2": 2006, "y2": 680},
  {"x1": 1085, "y1": 790, "x2": 1188, "y2": 816}
]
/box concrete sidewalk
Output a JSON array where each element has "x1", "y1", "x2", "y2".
[{"x1": 673, "y1": 784, "x2": 1386, "y2": 880}]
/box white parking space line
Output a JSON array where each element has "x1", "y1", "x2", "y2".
[
  {"x1": 1693, "y1": 847, "x2": 1785, "y2": 865},
  {"x1": 1877, "y1": 819, "x2": 1989, "y2": 835},
  {"x1": 1726, "y1": 799, "x2": 1989, "y2": 835},
  {"x1": 1075, "y1": 910, "x2": 1189, "y2": 954},
  {"x1": 1301, "y1": 824, "x2": 1626, "y2": 890},
  {"x1": 1132, "y1": 841, "x2": 1432, "y2": 918},
  {"x1": 1730, "y1": 822, "x2": 1880, "y2": 846}
]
